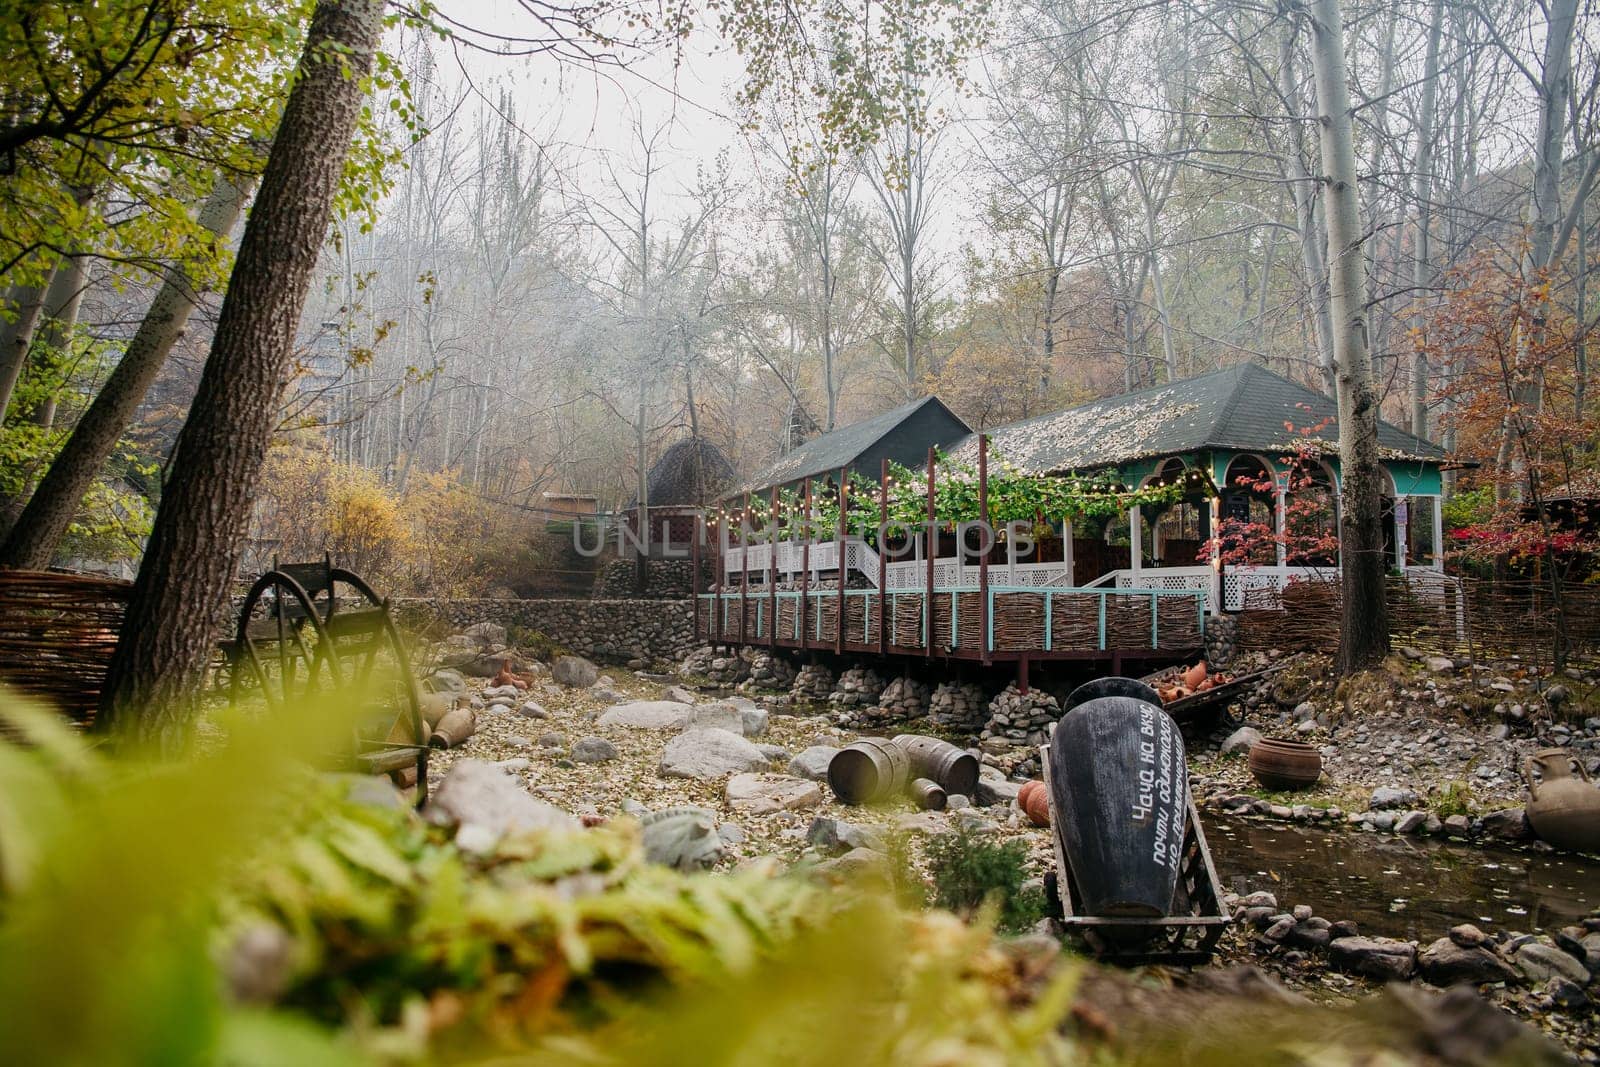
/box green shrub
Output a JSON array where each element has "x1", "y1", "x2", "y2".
[
  {"x1": 1433, "y1": 779, "x2": 1474, "y2": 818},
  {"x1": 507, "y1": 625, "x2": 569, "y2": 662},
  {"x1": 924, "y1": 828, "x2": 1048, "y2": 933}
]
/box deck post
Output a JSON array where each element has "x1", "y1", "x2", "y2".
[
  {"x1": 1063, "y1": 518, "x2": 1074, "y2": 585},
  {"x1": 978, "y1": 433, "x2": 991, "y2": 664},
  {"x1": 925, "y1": 447, "x2": 936, "y2": 658},
  {"x1": 878, "y1": 458, "x2": 888, "y2": 653},
  {"x1": 836, "y1": 465, "x2": 847, "y2": 652},
  {"x1": 768, "y1": 486, "x2": 779, "y2": 646},
  {"x1": 1129, "y1": 504, "x2": 1143, "y2": 581},
  {"x1": 691, "y1": 504, "x2": 701, "y2": 642},
  {"x1": 801, "y1": 478, "x2": 812, "y2": 651},
  {"x1": 740, "y1": 492, "x2": 750, "y2": 645}
]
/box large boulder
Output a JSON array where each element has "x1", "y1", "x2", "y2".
[
  {"x1": 1221, "y1": 727, "x2": 1262, "y2": 756},
  {"x1": 597, "y1": 700, "x2": 694, "y2": 729},
  {"x1": 683, "y1": 703, "x2": 746, "y2": 734},
  {"x1": 1417, "y1": 936, "x2": 1518, "y2": 986},
  {"x1": 975, "y1": 765, "x2": 1020, "y2": 807},
  {"x1": 659, "y1": 728, "x2": 770, "y2": 780},
  {"x1": 639, "y1": 807, "x2": 726, "y2": 871},
  {"x1": 788, "y1": 745, "x2": 840, "y2": 782},
  {"x1": 1514, "y1": 942, "x2": 1591, "y2": 986},
  {"x1": 1479, "y1": 807, "x2": 1533, "y2": 842},
  {"x1": 552, "y1": 655, "x2": 600, "y2": 688},
  {"x1": 725, "y1": 773, "x2": 823, "y2": 814},
  {"x1": 462, "y1": 621, "x2": 508, "y2": 647},
  {"x1": 423, "y1": 759, "x2": 578, "y2": 849},
  {"x1": 1329, "y1": 936, "x2": 1417, "y2": 981}
]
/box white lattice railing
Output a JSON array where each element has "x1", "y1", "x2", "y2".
[{"x1": 1223, "y1": 565, "x2": 1337, "y2": 611}]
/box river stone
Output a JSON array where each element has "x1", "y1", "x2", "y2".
[
  {"x1": 975, "y1": 765, "x2": 1020, "y2": 807},
  {"x1": 1330, "y1": 937, "x2": 1417, "y2": 981},
  {"x1": 684, "y1": 703, "x2": 745, "y2": 734},
  {"x1": 1514, "y1": 942, "x2": 1592, "y2": 986},
  {"x1": 1417, "y1": 937, "x2": 1518, "y2": 986},
  {"x1": 640, "y1": 807, "x2": 724, "y2": 871},
  {"x1": 598, "y1": 700, "x2": 694, "y2": 729},
  {"x1": 739, "y1": 705, "x2": 770, "y2": 738},
  {"x1": 1394, "y1": 810, "x2": 1428, "y2": 834},
  {"x1": 1450, "y1": 924, "x2": 1489, "y2": 948},
  {"x1": 788, "y1": 745, "x2": 839, "y2": 781},
  {"x1": 664, "y1": 685, "x2": 699, "y2": 704},
  {"x1": 1370, "y1": 786, "x2": 1420, "y2": 810},
  {"x1": 1221, "y1": 727, "x2": 1262, "y2": 755},
  {"x1": 571, "y1": 736, "x2": 618, "y2": 763},
  {"x1": 518, "y1": 701, "x2": 548, "y2": 719},
  {"x1": 659, "y1": 728, "x2": 769, "y2": 780},
  {"x1": 806, "y1": 816, "x2": 885, "y2": 856},
  {"x1": 1479, "y1": 807, "x2": 1532, "y2": 841},
  {"x1": 726, "y1": 772, "x2": 823, "y2": 813},
  {"x1": 424, "y1": 669, "x2": 468, "y2": 695},
  {"x1": 813, "y1": 846, "x2": 887, "y2": 880},
  {"x1": 552, "y1": 655, "x2": 599, "y2": 688},
  {"x1": 424, "y1": 759, "x2": 579, "y2": 847}
]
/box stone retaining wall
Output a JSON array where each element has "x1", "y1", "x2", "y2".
[{"x1": 394, "y1": 597, "x2": 696, "y2": 665}]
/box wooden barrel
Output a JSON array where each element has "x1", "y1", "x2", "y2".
[
  {"x1": 908, "y1": 777, "x2": 947, "y2": 811},
  {"x1": 1048, "y1": 683, "x2": 1187, "y2": 917},
  {"x1": 828, "y1": 738, "x2": 910, "y2": 805},
  {"x1": 891, "y1": 734, "x2": 980, "y2": 797}
]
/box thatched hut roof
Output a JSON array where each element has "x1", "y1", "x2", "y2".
[{"x1": 631, "y1": 436, "x2": 736, "y2": 507}]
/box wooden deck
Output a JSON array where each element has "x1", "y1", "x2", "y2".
[{"x1": 695, "y1": 585, "x2": 1205, "y2": 665}]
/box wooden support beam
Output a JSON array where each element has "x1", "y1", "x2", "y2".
[
  {"x1": 979, "y1": 433, "x2": 991, "y2": 665},
  {"x1": 801, "y1": 478, "x2": 811, "y2": 650},
  {"x1": 836, "y1": 466, "x2": 847, "y2": 653},
  {"x1": 768, "y1": 485, "x2": 779, "y2": 646},
  {"x1": 740, "y1": 491, "x2": 750, "y2": 645},
  {"x1": 878, "y1": 458, "x2": 888, "y2": 655},
  {"x1": 924, "y1": 447, "x2": 936, "y2": 658}
]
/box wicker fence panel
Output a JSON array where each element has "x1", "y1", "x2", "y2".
[
  {"x1": 1050, "y1": 594, "x2": 1102, "y2": 652},
  {"x1": 891, "y1": 594, "x2": 926, "y2": 648},
  {"x1": 1155, "y1": 595, "x2": 1202, "y2": 650},
  {"x1": 994, "y1": 593, "x2": 1046, "y2": 652},
  {"x1": 1236, "y1": 576, "x2": 1600, "y2": 667},
  {"x1": 0, "y1": 570, "x2": 133, "y2": 725},
  {"x1": 844, "y1": 597, "x2": 870, "y2": 645},
  {"x1": 815, "y1": 595, "x2": 839, "y2": 643},
  {"x1": 1107, "y1": 596, "x2": 1154, "y2": 649}
]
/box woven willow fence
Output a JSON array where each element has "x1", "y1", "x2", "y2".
[
  {"x1": 1236, "y1": 576, "x2": 1600, "y2": 668},
  {"x1": 0, "y1": 570, "x2": 134, "y2": 724}
]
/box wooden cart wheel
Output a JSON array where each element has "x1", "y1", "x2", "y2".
[{"x1": 227, "y1": 570, "x2": 340, "y2": 710}]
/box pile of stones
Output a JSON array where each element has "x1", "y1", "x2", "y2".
[
  {"x1": 927, "y1": 681, "x2": 988, "y2": 734},
  {"x1": 876, "y1": 676, "x2": 931, "y2": 721},
  {"x1": 739, "y1": 652, "x2": 797, "y2": 693},
  {"x1": 1203, "y1": 614, "x2": 1238, "y2": 669},
  {"x1": 828, "y1": 666, "x2": 886, "y2": 710},
  {"x1": 979, "y1": 683, "x2": 1062, "y2": 774},
  {"x1": 680, "y1": 645, "x2": 749, "y2": 687},
  {"x1": 832, "y1": 674, "x2": 929, "y2": 731},
  {"x1": 792, "y1": 662, "x2": 835, "y2": 702}
]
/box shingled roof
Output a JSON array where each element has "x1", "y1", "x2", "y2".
[
  {"x1": 733, "y1": 395, "x2": 970, "y2": 496},
  {"x1": 949, "y1": 363, "x2": 1447, "y2": 474},
  {"x1": 629, "y1": 436, "x2": 736, "y2": 508}
]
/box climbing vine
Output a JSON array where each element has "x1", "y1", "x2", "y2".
[{"x1": 707, "y1": 445, "x2": 1195, "y2": 544}]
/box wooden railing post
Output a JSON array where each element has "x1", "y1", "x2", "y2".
[
  {"x1": 768, "y1": 485, "x2": 779, "y2": 647},
  {"x1": 691, "y1": 503, "x2": 701, "y2": 642},
  {"x1": 836, "y1": 466, "x2": 847, "y2": 652},
  {"x1": 800, "y1": 478, "x2": 812, "y2": 651},
  {"x1": 739, "y1": 492, "x2": 750, "y2": 645},
  {"x1": 878, "y1": 458, "x2": 888, "y2": 654},
  {"x1": 979, "y1": 433, "x2": 991, "y2": 664},
  {"x1": 924, "y1": 447, "x2": 936, "y2": 657}
]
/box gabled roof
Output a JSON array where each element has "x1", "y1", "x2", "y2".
[
  {"x1": 949, "y1": 363, "x2": 1447, "y2": 474},
  {"x1": 734, "y1": 395, "x2": 970, "y2": 496}
]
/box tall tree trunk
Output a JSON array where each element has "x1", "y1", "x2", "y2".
[
  {"x1": 97, "y1": 0, "x2": 383, "y2": 741},
  {"x1": 1308, "y1": 0, "x2": 1390, "y2": 673},
  {"x1": 1409, "y1": 0, "x2": 1444, "y2": 439},
  {"x1": 0, "y1": 169, "x2": 256, "y2": 570},
  {"x1": 1495, "y1": 0, "x2": 1579, "y2": 502},
  {"x1": 27, "y1": 255, "x2": 89, "y2": 431},
  {"x1": 0, "y1": 266, "x2": 59, "y2": 417},
  {"x1": 1278, "y1": 23, "x2": 1337, "y2": 393}
]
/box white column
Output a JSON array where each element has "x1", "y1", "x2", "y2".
[
  {"x1": 1208, "y1": 498, "x2": 1223, "y2": 615},
  {"x1": 1129, "y1": 505, "x2": 1142, "y2": 579},
  {"x1": 1395, "y1": 497, "x2": 1409, "y2": 570},
  {"x1": 1431, "y1": 495, "x2": 1444, "y2": 570},
  {"x1": 1274, "y1": 486, "x2": 1288, "y2": 567},
  {"x1": 1063, "y1": 519, "x2": 1075, "y2": 587}
]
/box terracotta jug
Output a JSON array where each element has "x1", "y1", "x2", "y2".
[{"x1": 1523, "y1": 748, "x2": 1600, "y2": 853}]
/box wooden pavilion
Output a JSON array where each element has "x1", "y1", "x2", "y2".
[{"x1": 694, "y1": 364, "x2": 1452, "y2": 676}]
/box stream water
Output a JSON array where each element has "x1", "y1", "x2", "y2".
[{"x1": 1205, "y1": 817, "x2": 1600, "y2": 941}]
